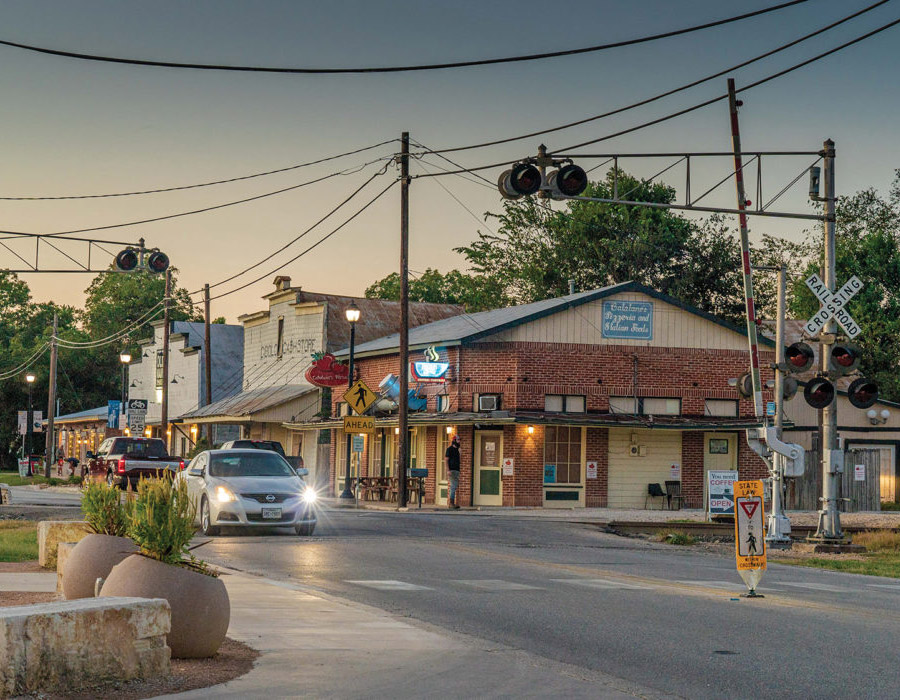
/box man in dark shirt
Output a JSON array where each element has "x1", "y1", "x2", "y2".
[{"x1": 445, "y1": 435, "x2": 461, "y2": 509}]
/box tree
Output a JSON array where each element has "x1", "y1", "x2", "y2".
[{"x1": 365, "y1": 268, "x2": 507, "y2": 312}]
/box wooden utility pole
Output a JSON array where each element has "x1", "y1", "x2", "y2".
[
  {"x1": 44, "y1": 312, "x2": 58, "y2": 477},
  {"x1": 398, "y1": 132, "x2": 410, "y2": 509},
  {"x1": 161, "y1": 270, "x2": 171, "y2": 451},
  {"x1": 204, "y1": 283, "x2": 213, "y2": 444}
]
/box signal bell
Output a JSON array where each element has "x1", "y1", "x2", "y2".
[
  {"x1": 830, "y1": 343, "x2": 861, "y2": 375},
  {"x1": 498, "y1": 163, "x2": 541, "y2": 199},
  {"x1": 847, "y1": 377, "x2": 878, "y2": 409},
  {"x1": 784, "y1": 342, "x2": 815, "y2": 373},
  {"x1": 115, "y1": 248, "x2": 139, "y2": 272},
  {"x1": 803, "y1": 377, "x2": 835, "y2": 409}
]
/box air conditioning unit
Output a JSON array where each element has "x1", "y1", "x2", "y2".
[{"x1": 478, "y1": 395, "x2": 500, "y2": 412}]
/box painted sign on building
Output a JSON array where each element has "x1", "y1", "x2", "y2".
[
  {"x1": 708, "y1": 469, "x2": 738, "y2": 517},
  {"x1": 601, "y1": 301, "x2": 653, "y2": 340}
]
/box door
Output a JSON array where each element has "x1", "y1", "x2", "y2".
[
  {"x1": 436, "y1": 429, "x2": 451, "y2": 506},
  {"x1": 703, "y1": 432, "x2": 738, "y2": 505},
  {"x1": 474, "y1": 431, "x2": 503, "y2": 506}
]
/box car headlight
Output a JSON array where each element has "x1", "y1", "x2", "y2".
[
  {"x1": 216, "y1": 485, "x2": 236, "y2": 503},
  {"x1": 302, "y1": 486, "x2": 317, "y2": 504}
]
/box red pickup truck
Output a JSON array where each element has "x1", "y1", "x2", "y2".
[{"x1": 86, "y1": 437, "x2": 184, "y2": 489}]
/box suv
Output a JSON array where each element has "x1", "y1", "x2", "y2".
[
  {"x1": 220, "y1": 440, "x2": 286, "y2": 457},
  {"x1": 87, "y1": 437, "x2": 183, "y2": 489}
]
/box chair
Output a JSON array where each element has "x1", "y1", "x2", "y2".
[
  {"x1": 645, "y1": 483, "x2": 667, "y2": 509},
  {"x1": 664, "y1": 480, "x2": 683, "y2": 511}
]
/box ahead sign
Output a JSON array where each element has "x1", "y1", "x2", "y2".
[{"x1": 803, "y1": 273, "x2": 862, "y2": 339}]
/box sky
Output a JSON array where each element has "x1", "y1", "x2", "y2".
[{"x1": 0, "y1": 0, "x2": 898, "y2": 324}]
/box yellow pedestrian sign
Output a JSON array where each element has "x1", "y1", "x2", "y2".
[
  {"x1": 343, "y1": 380, "x2": 377, "y2": 415},
  {"x1": 734, "y1": 479, "x2": 766, "y2": 596},
  {"x1": 344, "y1": 415, "x2": 375, "y2": 434}
]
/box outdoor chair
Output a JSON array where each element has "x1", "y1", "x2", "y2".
[
  {"x1": 664, "y1": 480, "x2": 683, "y2": 510},
  {"x1": 645, "y1": 483, "x2": 667, "y2": 509}
]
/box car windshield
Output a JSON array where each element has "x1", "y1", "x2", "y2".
[
  {"x1": 229, "y1": 440, "x2": 286, "y2": 457},
  {"x1": 209, "y1": 452, "x2": 296, "y2": 478},
  {"x1": 111, "y1": 439, "x2": 166, "y2": 458}
]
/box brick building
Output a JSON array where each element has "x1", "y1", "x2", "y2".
[{"x1": 286, "y1": 281, "x2": 779, "y2": 508}]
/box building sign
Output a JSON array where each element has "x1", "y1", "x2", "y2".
[
  {"x1": 410, "y1": 346, "x2": 450, "y2": 383},
  {"x1": 601, "y1": 301, "x2": 653, "y2": 340},
  {"x1": 708, "y1": 470, "x2": 738, "y2": 517},
  {"x1": 670, "y1": 462, "x2": 681, "y2": 480},
  {"x1": 502, "y1": 457, "x2": 514, "y2": 476},
  {"x1": 586, "y1": 461, "x2": 598, "y2": 479},
  {"x1": 543, "y1": 464, "x2": 556, "y2": 484},
  {"x1": 855, "y1": 464, "x2": 866, "y2": 482},
  {"x1": 304, "y1": 354, "x2": 350, "y2": 388}
]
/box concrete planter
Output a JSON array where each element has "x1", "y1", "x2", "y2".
[
  {"x1": 61, "y1": 534, "x2": 138, "y2": 600},
  {"x1": 101, "y1": 554, "x2": 229, "y2": 658}
]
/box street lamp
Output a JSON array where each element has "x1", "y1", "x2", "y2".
[
  {"x1": 25, "y1": 373, "x2": 36, "y2": 473},
  {"x1": 119, "y1": 353, "x2": 131, "y2": 407},
  {"x1": 340, "y1": 301, "x2": 361, "y2": 499}
]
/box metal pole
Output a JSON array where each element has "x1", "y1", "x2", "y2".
[
  {"x1": 727, "y1": 79, "x2": 765, "y2": 421},
  {"x1": 340, "y1": 322, "x2": 356, "y2": 499},
  {"x1": 45, "y1": 312, "x2": 58, "y2": 477},
  {"x1": 26, "y1": 382, "x2": 33, "y2": 467},
  {"x1": 398, "y1": 132, "x2": 410, "y2": 509},
  {"x1": 161, "y1": 270, "x2": 171, "y2": 450},
  {"x1": 814, "y1": 139, "x2": 842, "y2": 540},
  {"x1": 204, "y1": 283, "x2": 213, "y2": 444},
  {"x1": 766, "y1": 266, "x2": 791, "y2": 545}
]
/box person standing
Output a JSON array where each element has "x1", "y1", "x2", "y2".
[{"x1": 445, "y1": 435, "x2": 461, "y2": 509}]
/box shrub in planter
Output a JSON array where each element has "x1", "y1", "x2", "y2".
[
  {"x1": 62, "y1": 481, "x2": 137, "y2": 599},
  {"x1": 101, "y1": 476, "x2": 230, "y2": 658}
]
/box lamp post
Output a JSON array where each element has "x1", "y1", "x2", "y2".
[
  {"x1": 119, "y1": 353, "x2": 131, "y2": 408},
  {"x1": 340, "y1": 301, "x2": 360, "y2": 499},
  {"x1": 25, "y1": 373, "x2": 36, "y2": 472}
]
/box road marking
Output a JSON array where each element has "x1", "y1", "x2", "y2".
[
  {"x1": 452, "y1": 579, "x2": 542, "y2": 591},
  {"x1": 865, "y1": 583, "x2": 900, "y2": 591},
  {"x1": 677, "y1": 580, "x2": 757, "y2": 591},
  {"x1": 550, "y1": 578, "x2": 653, "y2": 590},
  {"x1": 345, "y1": 580, "x2": 433, "y2": 591},
  {"x1": 779, "y1": 582, "x2": 851, "y2": 593}
]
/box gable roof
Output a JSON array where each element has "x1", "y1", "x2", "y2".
[{"x1": 340, "y1": 281, "x2": 774, "y2": 358}]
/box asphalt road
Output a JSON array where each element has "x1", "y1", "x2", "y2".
[{"x1": 198, "y1": 510, "x2": 899, "y2": 698}]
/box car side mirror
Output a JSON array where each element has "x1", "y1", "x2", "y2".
[
  {"x1": 85, "y1": 451, "x2": 95, "y2": 460},
  {"x1": 296, "y1": 467, "x2": 309, "y2": 477}
]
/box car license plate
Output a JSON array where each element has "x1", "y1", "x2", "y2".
[{"x1": 261, "y1": 507, "x2": 282, "y2": 520}]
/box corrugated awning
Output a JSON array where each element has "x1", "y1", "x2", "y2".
[{"x1": 178, "y1": 384, "x2": 317, "y2": 424}]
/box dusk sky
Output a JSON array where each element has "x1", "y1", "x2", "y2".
[{"x1": 0, "y1": 0, "x2": 897, "y2": 322}]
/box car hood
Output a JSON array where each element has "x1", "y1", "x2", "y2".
[{"x1": 208, "y1": 475, "x2": 303, "y2": 494}]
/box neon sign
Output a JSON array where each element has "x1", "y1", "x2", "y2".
[{"x1": 410, "y1": 345, "x2": 449, "y2": 383}]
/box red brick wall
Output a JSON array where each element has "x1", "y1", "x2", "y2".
[
  {"x1": 585, "y1": 428, "x2": 609, "y2": 507},
  {"x1": 681, "y1": 433, "x2": 705, "y2": 508}
]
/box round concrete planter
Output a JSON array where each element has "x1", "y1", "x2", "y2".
[
  {"x1": 61, "y1": 534, "x2": 138, "y2": 600},
  {"x1": 101, "y1": 554, "x2": 230, "y2": 658}
]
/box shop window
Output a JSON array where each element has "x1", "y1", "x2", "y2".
[
  {"x1": 372, "y1": 431, "x2": 384, "y2": 475},
  {"x1": 436, "y1": 395, "x2": 451, "y2": 412},
  {"x1": 609, "y1": 397, "x2": 638, "y2": 414},
  {"x1": 705, "y1": 399, "x2": 738, "y2": 417},
  {"x1": 544, "y1": 394, "x2": 586, "y2": 413},
  {"x1": 642, "y1": 398, "x2": 681, "y2": 416},
  {"x1": 543, "y1": 425, "x2": 583, "y2": 484},
  {"x1": 276, "y1": 318, "x2": 285, "y2": 358}
]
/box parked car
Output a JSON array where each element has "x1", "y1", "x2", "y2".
[
  {"x1": 86, "y1": 437, "x2": 184, "y2": 489},
  {"x1": 178, "y1": 449, "x2": 317, "y2": 536},
  {"x1": 219, "y1": 439, "x2": 286, "y2": 457}
]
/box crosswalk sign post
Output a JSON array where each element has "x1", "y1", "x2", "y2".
[{"x1": 734, "y1": 480, "x2": 767, "y2": 597}]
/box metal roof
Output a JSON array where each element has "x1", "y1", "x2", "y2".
[
  {"x1": 178, "y1": 383, "x2": 316, "y2": 421},
  {"x1": 339, "y1": 281, "x2": 774, "y2": 358},
  {"x1": 43, "y1": 406, "x2": 108, "y2": 425}
]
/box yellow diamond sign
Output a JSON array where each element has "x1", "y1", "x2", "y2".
[{"x1": 343, "y1": 380, "x2": 377, "y2": 415}]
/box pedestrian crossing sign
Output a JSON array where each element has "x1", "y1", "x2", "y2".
[
  {"x1": 343, "y1": 380, "x2": 377, "y2": 415},
  {"x1": 734, "y1": 480, "x2": 767, "y2": 572}
]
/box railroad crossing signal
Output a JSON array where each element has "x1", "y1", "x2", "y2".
[
  {"x1": 343, "y1": 380, "x2": 377, "y2": 415},
  {"x1": 803, "y1": 273, "x2": 862, "y2": 339}
]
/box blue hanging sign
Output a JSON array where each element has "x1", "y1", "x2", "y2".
[
  {"x1": 602, "y1": 301, "x2": 653, "y2": 340},
  {"x1": 107, "y1": 400, "x2": 121, "y2": 429}
]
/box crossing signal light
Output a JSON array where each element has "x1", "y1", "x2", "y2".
[
  {"x1": 115, "y1": 248, "x2": 139, "y2": 272},
  {"x1": 147, "y1": 251, "x2": 170, "y2": 273},
  {"x1": 830, "y1": 343, "x2": 861, "y2": 375},
  {"x1": 736, "y1": 372, "x2": 753, "y2": 398},
  {"x1": 804, "y1": 377, "x2": 835, "y2": 409},
  {"x1": 785, "y1": 342, "x2": 815, "y2": 373},
  {"x1": 548, "y1": 164, "x2": 588, "y2": 197},
  {"x1": 498, "y1": 163, "x2": 541, "y2": 199},
  {"x1": 847, "y1": 377, "x2": 878, "y2": 409},
  {"x1": 782, "y1": 376, "x2": 798, "y2": 401}
]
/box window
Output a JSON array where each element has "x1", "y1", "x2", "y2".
[
  {"x1": 544, "y1": 395, "x2": 586, "y2": 413},
  {"x1": 372, "y1": 431, "x2": 384, "y2": 476},
  {"x1": 437, "y1": 395, "x2": 451, "y2": 412},
  {"x1": 276, "y1": 317, "x2": 285, "y2": 358},
  {"x1": 705, "y1": 399, "x2": 738, "y2": 417},
  {"x1": 609, "y1": 397, "x2": 638, "y2": 414},
  {"x1": 609, "y1": 397, "x2": 680, "y2": 415},
  {"x1": 543, "y1": 425, "x2": 583, "y2": 484},
  {"x1": 155, "y1": 349, "x2": 164, "y2": 389}
]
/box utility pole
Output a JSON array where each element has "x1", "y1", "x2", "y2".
[
  {"x1": 398, "y1": 131, "x2": 410, "y2": 509},
  {"x1": 44, "y1": 312, "x2": 58, "y2": 477},
  {"x1": 204, "y1": 283, "x2": 213, "y2": 444},
  {"x1": 161, "y1": 270, "x2": 171, "y2": 451},
  {"x1": 814, "y1": 139, "x2": 842, "y2": 541}
]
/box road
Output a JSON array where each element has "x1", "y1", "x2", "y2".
[{"x1": 198, "y1": 509, "x2": 900, "y2": 699}]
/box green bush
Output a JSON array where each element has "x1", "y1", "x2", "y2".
[
  {"x1": 129, "y1": 477, "x2": 197, "y2": 567},
  {"x1": 186, "y1": 436, "x2": 212, "y2": 460},
  {"x1": 81, "y1": 480, "x2": 133, "y2": 536},
  {"x1": 655, "y1": 530, "x2": 697, "y2": 546}
]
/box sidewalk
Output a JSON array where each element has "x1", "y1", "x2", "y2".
[{"x1": 162, "y1": 568, "x2": 675, "y2": 700}]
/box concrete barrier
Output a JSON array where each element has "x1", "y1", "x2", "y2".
[
  {"x1": 37, "y1": 520, "x2": 91, "y2": 569},
  {"x1": 56, "y1": 542, "x2": 77, "y2": 593},
  {"x1": 0, "y1": 483, "x2": 9, "y2": 504},
  {"x1": 0, "y1": 597, "x2": 171, "y2": 696}
]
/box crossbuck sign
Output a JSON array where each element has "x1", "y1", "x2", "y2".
[{"x1": 803, "y1": 273, "x2": 862, "y2": 339}]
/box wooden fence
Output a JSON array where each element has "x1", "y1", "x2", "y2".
[{"x1": 785, "y1": 449, "x2": 881, "y2": 512}]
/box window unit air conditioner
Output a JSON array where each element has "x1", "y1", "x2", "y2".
[{"x1": 478, "y1": 395, "x2": 500, "y2": 412}]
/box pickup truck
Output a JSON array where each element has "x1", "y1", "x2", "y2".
[{"x1": 86, "y1": 437, "x2": 184, "y2": 489}]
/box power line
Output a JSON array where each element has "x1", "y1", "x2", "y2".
[
  {"x1": 0, "y1": 1, "x2": 807, "y2": 74},
  {"x1": 55, "y1": 303, "x2": 166, "y2": 348},
  {"x1": 0, "y1": 139, "x2": 398, "y2": 201},
  {"x1": 0, "y1": 343, "x2": 50, "y2": 380},
  {"x1": 410, "y1": 0, "x2": 890, "y2": 155}
]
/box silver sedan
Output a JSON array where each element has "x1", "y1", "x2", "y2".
[{"x1": 179, "y1": 449, "x2": 317, "y2": 536}]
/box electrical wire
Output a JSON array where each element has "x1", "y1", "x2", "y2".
[
  {"x1": 54, "y1": 301, "x2": 166, "y2": 347},
  {"x1": 415, "y1": 160, "x2": 495, "y2": 235},
  {"x1": 0, "y1": 157, "x2": 392, "y2": 240},
  {"x1": 411, "y1": 0, "x2": 890, "y2": 155},
  {"x1": 56, "y1": 306, "x2": 166, "y2": 349},
  {"x1": 0, "y1": 1, "x2": 807, "y2": 74},
  {"x1": 0, "y1": 343, "x2": 50, "y2": 380},
  {"x1": 0, "y1": 139, "x2": 398, "y2": 201},
  {"x1": 201, "y1": 179, "x2": 397, "y2": 303}
]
